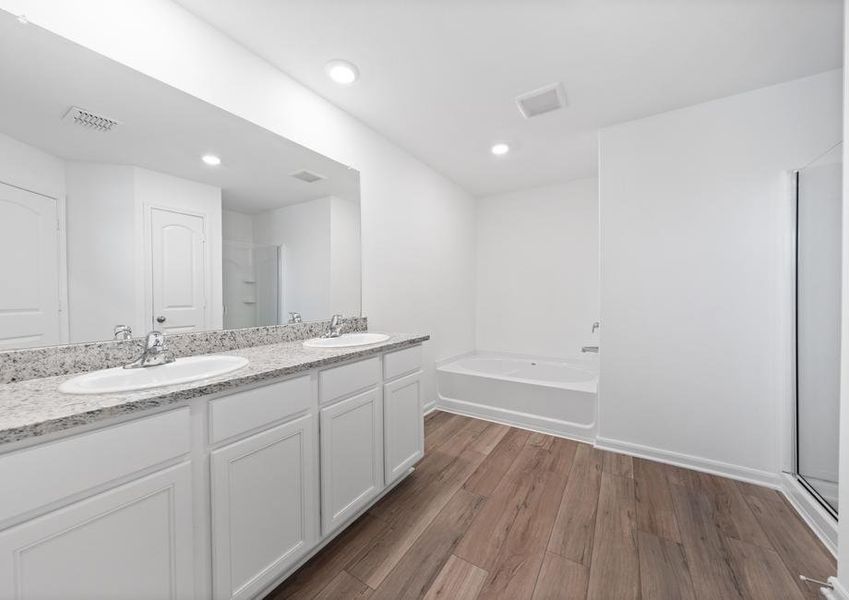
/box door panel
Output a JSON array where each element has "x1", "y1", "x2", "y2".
[
  {"x1": 0, "y1": 183, "x2": 60, "y2": 348},
  {"x1": 211, "y1": 415, "x2": 318, "y2": 600},
  {"x1": 384, "y1": 371, "x2": 424, "y2": 484},
  {"x1": 320, "y1": 388, "x2": 383, "y2": 535},
  {"x1": 0, "y1": 463, "x2": 194, "y2": 600},
  {"x1": 150, "y1": 207, "x2": 207, "y2": 332}
]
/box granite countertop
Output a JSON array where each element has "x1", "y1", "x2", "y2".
[{"x1": 0, "y1": 332, "x2": 429, "y2": 446}]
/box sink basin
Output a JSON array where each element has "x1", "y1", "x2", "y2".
[
  {"x1": 303, "y1": 333, "x2": 390, "y2": 348},
  {"x1": 59, "y1": 355, "x2": 249, "y2": 395}
]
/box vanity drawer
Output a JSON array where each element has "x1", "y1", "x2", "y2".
[
  {"x1": 319, "y1": 358, "x2": 380, "y2": 405},
  {"x1": 383, "y1": 345, "x2": 422, "y2": 380},
  {"x1": 209, "y1": 375, "x2": 313, "y2": 444},
  {"x1": 0, "y1": 408, "x2": 190, "y2": 523}
]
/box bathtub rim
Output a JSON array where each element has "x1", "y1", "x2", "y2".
[{"x1": 437, "y1": 350, "x2": 598, "y2": 393}]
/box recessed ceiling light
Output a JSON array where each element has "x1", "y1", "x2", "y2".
[
  {"x1": 491, "y1": 143, "x2": 510, "y2": 156},
  {"x1": 325, "y1": 60, "x2": 359, "y2": 86},
  {"x1": 202, "y1": 154, "x2": 221, "y2": 166}
]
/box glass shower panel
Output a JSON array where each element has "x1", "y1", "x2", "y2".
[{"x1": 796, "y1": 143, "x2": 842, "y2": 516}]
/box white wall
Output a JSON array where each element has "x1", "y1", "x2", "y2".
[
  {"x1": 65, "y1": 162, "x2": 137, "y2": 342},
  {"x1": 0, "y1": 0, "x2": 478, "y2": 406},
  {"x1": 476, "y1": 178, "x2": 599, "y2": 358},
  {"x1": 598, "y1": 69, "x2": 843, "y2": 483},
  {"x1": 0, "y1": 131, "x2": 64, "y2": 199},
  {"x1": 222, "y1": 209, "x2": 254, "y2": 243},
  {"x1": 254, "y1": 197, "x2": 331, "y2": 321},
  {"x1": 330, "y1": 196, "x2": 362, "y2": 317}
]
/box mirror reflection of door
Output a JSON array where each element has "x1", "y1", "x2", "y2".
[
  {"x1": 0, "y1": 15, "x2": 362, "y2": 349},
  {"x1": 0, "y1": 182, "x2": 64, "y2": 348},
  {"x1": 149, "y1": 207, "x2": 208, "y2": 333}
]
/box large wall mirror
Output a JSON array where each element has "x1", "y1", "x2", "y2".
[{"x1": 0, "y1": 14, "x2": 361, "y2": 350}]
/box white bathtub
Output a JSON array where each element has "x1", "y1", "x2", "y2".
[{"x1": 437, "y1": 353, "x2": 597, "y2": 442}]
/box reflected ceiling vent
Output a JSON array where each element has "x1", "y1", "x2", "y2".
[
  {"x1": 515, "y1": 82, "x2": 567, "y2": 119},
  {"x1": 62, "y1": 106, "x2": 121, "y2": 132},
  {"x1": 290, "y1": 169, "x2": 326, "y2": 183}
]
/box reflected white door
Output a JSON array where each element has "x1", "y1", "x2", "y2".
[
  {"x1": 0, "y1": 182, "x2": 61, "y2": 348},
  {"x1": 149, "y1": 207, "x2": 207, "y2": 333}
]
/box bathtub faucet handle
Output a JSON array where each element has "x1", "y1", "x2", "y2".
[{"x1": 592, "y1": 321, "x2": 600, "y2": 333}]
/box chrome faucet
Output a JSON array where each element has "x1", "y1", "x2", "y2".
[
  {"x1": 288, "y1": 312, "x2": 302, "y2": 324},
  {"x1": 323, "y1": 314, "x2": 344, "y2": 338},
  {"x1": 113, "y1": 324, "x2": 133, "y2": 341},
  {"x1": 124, "y1": 331, "x2": 176, "y2": 368},
  {"x1": 592, "y1": 321, "x2": 600, "y2": 333},
  {"x1": 581, "y1": 345, "x2": 599, "y2": 353}
]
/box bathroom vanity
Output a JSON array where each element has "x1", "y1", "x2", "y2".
[
  {"x1": 0, "y1": 333, "x2": 427, "y2": 600},
  {"x1": 0, "y1": 15, "x2": 430, "y2": 599}
]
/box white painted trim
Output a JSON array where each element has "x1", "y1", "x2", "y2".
[
  {"x1": 593, "y1": 436, "x2": 782, "y2": 488},
  {"x1": 56, "y1": 194, "x2": 69, "y2": 344},
  {"x1": 422, "y1": 401, "x2": 437, "y2": 415},
  {"x1": 780, "y1": 473, "x2": 837, "y2": 556},
  {"x1": 436, "y1": 396, "x2": 596, "y2": 444}
]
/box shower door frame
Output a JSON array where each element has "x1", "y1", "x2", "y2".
[{"x1": 793, "y1": 169, "x2": 840, "y2": 521}]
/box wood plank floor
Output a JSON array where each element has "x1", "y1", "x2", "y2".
[{"x1": 268, "y1": 411, "x2": 835, "y2": 600}]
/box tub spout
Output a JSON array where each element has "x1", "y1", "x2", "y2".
[{"x1": 581, "y1": 346, "x2": 599, "y2": 353}]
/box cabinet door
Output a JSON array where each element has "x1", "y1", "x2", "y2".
[
  {"x1": 320, "y1": 388, "x2": 383, "y2": 535},
  {"x1": 0, "y1": 462, "x2": 194, "y2": 600},
  {"x1": 211, "y1": 414, "x2": 318, "y2": 600},
  {"x1": 384, "y1": 371, "x2": 424, "y2": 484}
]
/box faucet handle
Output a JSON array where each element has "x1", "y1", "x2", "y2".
[
  {"x1": 592, "y1": 321, "x2": 600, "y2": 333},
  {"x1": 113, "y1": 324, "x2": 133, "y2": 340},
  {"x1": 145, "y1": 330, "x2": 166, "y2": 349}
]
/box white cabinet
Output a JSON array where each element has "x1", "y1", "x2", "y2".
[
  {"x1": 384, "y1": 371, "x2": 424, "y2": 484},
  {"x1": 320, "y1": 387, "x2": 383, "y2": 535},
  {"x1": 210, "y1": 414, "x2": 318, "y2": 600},
  {"x1": 0, "y1": 342, "x2": 425, "y2": 600},
  {"x1": 0, "y1": 462, "x2": 194, "y2": 600}
]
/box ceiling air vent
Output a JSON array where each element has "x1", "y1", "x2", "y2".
[
  {"x1": 62, "y1": 106, "x2": 121, "y2": 132},
  {"x1": 515, "y1": 82, "x2": 567, "y2": 119},
  {"x1": 290, "y1": 169, "x2": 326, "y2": 183}
]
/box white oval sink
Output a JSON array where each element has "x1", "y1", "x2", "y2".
[
  {"x1": 59, "y1": 355, "x2": 249, "y2": 395},
  {"x1": 303, "y1": 333, "x2": 390, "y2": 348}
]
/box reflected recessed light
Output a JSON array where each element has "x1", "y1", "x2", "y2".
[
  {"x1": 202, "y1": 154, "x2": 221, "y2": 166},
  {"x1": 491, "y1": 143, "x2": 510, "y2": 156},
  {"x1": 16, "y1": 14, "x2": 28, "y2": 24},
  {"x1": 325, "y1": 60, "x2": 359, "y2": 85}
]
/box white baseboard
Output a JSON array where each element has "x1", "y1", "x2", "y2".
[
  {"x1": 422, "y1": 401, "x2": 437, "y2": 415},
  {"x1": 593, "y1": 436, "x2": 782, "y2": 489},
  {"x1": 780, "y1": 473, "x2": 837, "y2": 557},
  {"x1": 436, "y1": 397, "x2": 596, "y2": 443}
]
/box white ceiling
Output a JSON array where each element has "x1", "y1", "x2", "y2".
[
  {"x1": 175, "y1": 0, "x2": 843, "y2": 197},
  {"x1": 0, "y1": 11, "x2": 359, "y2": 212}
]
